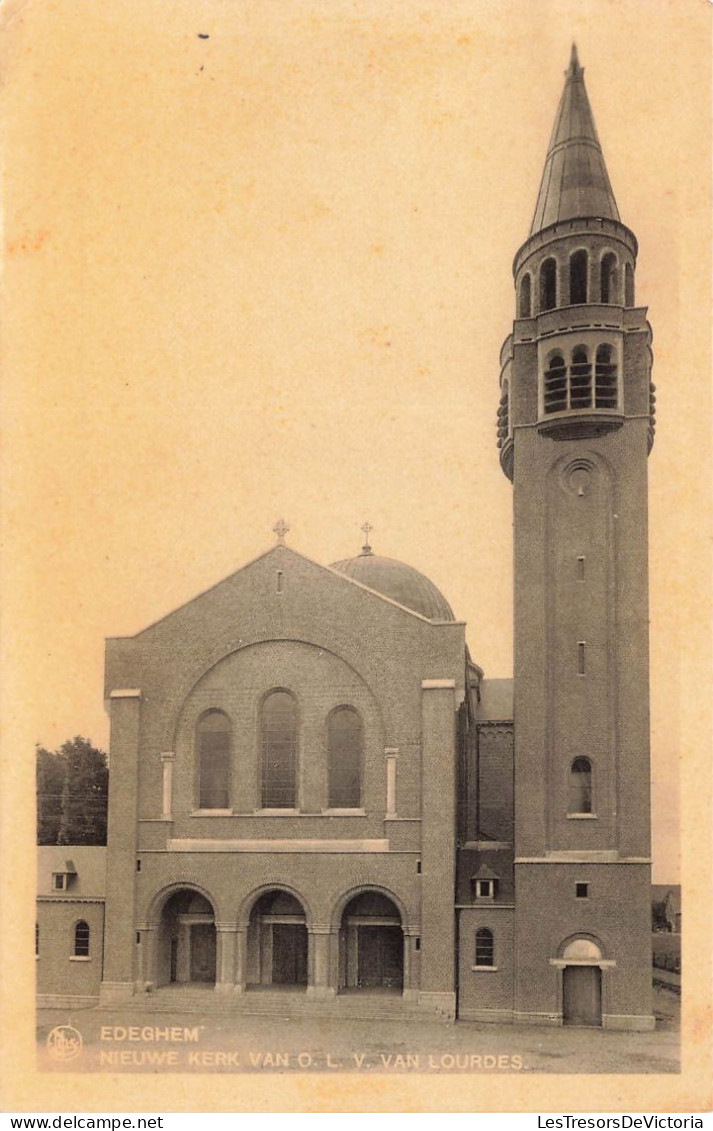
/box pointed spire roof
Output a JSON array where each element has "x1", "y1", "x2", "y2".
[{"x1": 530, "y1": 45, "x2": 620, "y2": 234}]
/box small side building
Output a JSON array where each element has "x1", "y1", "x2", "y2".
[{"x1": 36, "y1": 846, "x2": 106, "y2": 1008}]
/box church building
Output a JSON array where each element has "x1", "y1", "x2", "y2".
[{"x1": 37, "y1": 48, "x2": 656, "y2": 1030}]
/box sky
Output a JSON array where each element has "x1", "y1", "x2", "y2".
[{"x1": 3, "y1": 0, "x2": 711, "y2": 885}]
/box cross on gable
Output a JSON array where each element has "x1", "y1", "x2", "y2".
[{"x1": 273, "y1": 518, "x2": 290, "y2": 544}]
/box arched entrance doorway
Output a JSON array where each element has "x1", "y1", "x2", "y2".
[
  {"x1": 338, "y1": 891, "x2": 404, "y2": 993},
  {"x1": 246, "y1": 890, "x2": 308, "y2": 990},
  {"x1": 157, "y1": 889, "x2": 217, "y2": 987},
  {"x1": 561, "y1": 937, "x2": 603, "y2": 1027}
]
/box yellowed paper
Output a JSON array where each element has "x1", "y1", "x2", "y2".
[{"x1": 1, "y1": 0, "x2": 711, "y2": 1113}]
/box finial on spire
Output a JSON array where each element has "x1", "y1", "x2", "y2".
[
  {"x1": 273, "y1": 518, "x2": 290, "y2": 545},
  {"x1": 567, "y1": 42, "x2": 582, "y2": 77},
  {"x1": 360, "y1": 521, "x2": 374, "y2": 556}
]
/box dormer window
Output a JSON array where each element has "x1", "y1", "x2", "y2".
[
  {"x1": 51, "y1": 861, "x2": 77, "y2": 892},
  {"x1": 476, "y1": 879, "x2": 495, "y2": 899},
  {"x1": 471, "y1": 866, "x2": 499, "y2": 900}
]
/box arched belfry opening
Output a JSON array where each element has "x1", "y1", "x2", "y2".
[
  {"x1": 156, "y1": 889, "x2": 217, "y2": 987},
  {"x1": 246, "y1": 890, "x2": 308, "y2": 990},
  {"x1": 338, "y1": 891, "x2": 404, "y2": 994}
]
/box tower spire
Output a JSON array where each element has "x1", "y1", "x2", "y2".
[{"x1": 530, "y1": 46, "x2": 620, "y2": 234}]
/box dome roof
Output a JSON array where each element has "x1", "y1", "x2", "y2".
[{"x1": 329, "y1": 549, "x2": 455, "y2": 621}]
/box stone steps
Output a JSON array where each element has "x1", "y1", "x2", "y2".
[{"x1": 122, "y1": 989, "x2": 442, "y2": 1022}]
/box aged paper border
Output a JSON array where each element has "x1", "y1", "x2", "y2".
[{"x1": 1, "y1": 0, "x2": 711, "y2": 1113}]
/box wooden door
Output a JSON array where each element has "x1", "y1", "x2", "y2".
[
  {"x1": 189, "y1": 923, "x2": 216, "y2": 983},
  {"x1": 272, "y1": 924, "x2": 308, "y2": 985},
  {"x1": 563, "y1": 965, "x2": 602, "y2": 1026},
  {"x1": 358, "y1": 926, "x2": 403, "y2": 989}
]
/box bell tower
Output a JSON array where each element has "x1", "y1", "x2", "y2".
[{"x1": 499, "y1": 46, "x2": 656, "y2": 1029}]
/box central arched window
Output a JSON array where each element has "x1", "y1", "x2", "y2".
[
  {"x1": 197, "y1": 710, "x2": 231, "y2": 809},
  {"x1": 74, "y1": 920, "x2": 90, "y2": 957},
  {"x1": 475, "y1": 928, "x2": 495, "y2": 968},
  {"x1": 569, "y1": 347, "x2": 592, "y2": 409},
  {"x1": 261, "y1": 690, "x2": 297, "y2": 808},
  {"x1": 540, "y1": 258, "x2": 557, "y2": 312},
  {"x1": 570, "y1": 249, "x2": 588, "y2": 304},
  {"x1": 569, "y1": 757, "x2": 593, "y2": 814},
  {"x1": 328, "y1": 706, "x2": 363, "y2": 808}
]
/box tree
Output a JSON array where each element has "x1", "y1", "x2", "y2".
[{"x1": 36, "y1": 737, "x2": 108, "y2": 845}]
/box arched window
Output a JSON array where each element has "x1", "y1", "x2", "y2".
[
  {"x1": 570, "y1": 347, "x2": 592, "y2": 409},
  {"x1": 569, "y1": 249, "x2": 588, "y2": 304},
  {"x1": 518, "y1": 273, "x2": 531, "y2": 318},
  {"x1": 475, "y1": 928, "x2": 495, "y2": 967},
  {"x1": 328, "y1": 707, "x2": 363, "y2": 808},
  {"x1": 543, "y1": 353, "x2": 567, "y2": 414},
  {"x1": 600, "y1": 253, "x2": 618, "y2": 303},
  {"x1": 569, "y1": 757, "x2": 593, "y2": 814},
  {"x1": 540, "y1": 258, "x2": 557, "y2": 312},
  {"x1": 595, "y1": 344, "x2": 618, "y2": 408},
  {"x1": 74, "y1": 920, "x2": 90, "y2": 957},
  {"x1": 624, "y1": 263, "x2": 635, "y2": 307},
  {"x1": 197, "y1": 710, "x2": 231, "y2": 809},
  {"x1": 261, "y1": 690, "x2": 297, "y2": 808}
]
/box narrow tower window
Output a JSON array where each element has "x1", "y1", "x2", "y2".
[
  {"x1": 475, "y1": 928, "x2": 495, "y2": 968},
  {"x1": 578, "y1": 641, "x2": 586, "y2": 675},
  {"x1": 74, "y1": 920, "x2": 90, "y2": 957},
  {"x1": 543, "y1": 353, "x2": 567, "y2": 414},
  {"x1": 625, "y1": 263, "x2": 635, "y2": 307},
  {"x1": 570, "y1": 347, "x2": 592, "y2": 409},
  {"x1": 570, "y1": 250, "x2": 588, "y2": 304},
  {"x1": 261, "y1": 690, "x2": 297, "y2": 808},
  {"x1": 595, "y1": 345, "x2": 618, "y2": 408},
  {"x1": 518, "y1": 273, "x2": 532, "y2": 318},
  {"x1": 35, "y1": 923, "x2": 39, "y2": 957},
  {"x1": 600, "y1": 253, "x2": 618, "y2": 303},
  {"x1": 569, "y1": 757, "x2": 593, "y2": 815},
  {"x1": 327, "y1": 706, "x2": 362, "y2": 808},
  {"x1": 197, "y1": 710, "x2": 231, "y2": 809},
  {"x1": 540, "y1": 258, "x2": 557, "y2": 312},
  {"x1": 276, "y1": 570, "x2": 283, "y2": 594},
  {"x1": 577, "y1": 555, "x2": 586, "y2": 581},
  {"x1": 497, "y1": 380, "x2": 510, "y2": 449}
]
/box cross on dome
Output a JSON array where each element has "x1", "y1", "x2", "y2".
[{"x1": 360, "y1": 521, "x2": 374, "y2": 556}]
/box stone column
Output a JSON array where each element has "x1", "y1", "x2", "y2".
[
  {"x1": 215, "y1": 924, "x2": 237, "y2": 993},
  {"x1": 307, "y1": 926, "x2": 336, "y2": 999},
  {"x1": 160, "y1": 753, "x2": 175, "y2": 819},
  {"x1": 136, "y1": 925, "x2": 156, "y2": 991},
  {"x1": 100, "y1": 689, "x2": 142, "y2": 1005},
  {"x1": 385, "y1": 747, "x2": 399, "y2": 817},
  {"x1": 234, "y1": 926, "x2": 247, "y2": 992}
]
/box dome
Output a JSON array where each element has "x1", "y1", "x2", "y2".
[{"x1": 329, "y1": 549, "x2": 455, "y2": 621}]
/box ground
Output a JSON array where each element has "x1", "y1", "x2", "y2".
[{"x1": 36, "y1": 985, "x2": 679, "y2": 1076}]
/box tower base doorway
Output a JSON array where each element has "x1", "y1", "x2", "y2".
[{"x1": 563, "y1": 965, "x2": 602, "y2": 1026}]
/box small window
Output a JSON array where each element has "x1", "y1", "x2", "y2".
[
  {"x1": 518, "y1": 273, "x2": 532, "y2": 318},
  {"x1": 624, "y1": 263, "x2": 635, "y2": 307},
  {"x1": 475, "y1": 928, "x2": 494, "y2": 967},
  {"x1": 570, "y1": 250, "x2": 588, "y2": 304},
  {"x1": 276, "y1": 570, "x2": 284, "y2": 594},
  {"x1": 569, "y1": 757, "x2": 593, "y2": 815},
  {"x1": 415, "y1": 937, "x2": 421, "y2": 952},
  {"x1": 475, "y1": 879, "x2": 495, "y2": 899},
  {"x1": 35, "y1": 923, "x2": 39, "y2": 957},
  {"x1": 74, "y1": 920, "x2": 90, "y2": 958},
  {"x1": 577, "y1": 556, "x2": 586, "y2": 581},
  {"x1": 197, "y1": 710, "x2": 231, "y2": 809},
  {"x1": 540, "y1": 258, "x2": 557, "y2": 312},
  {"x1": 600, "y1": 253, "x2": 618, "y2": 303},
  {"x1": 595, "y1": 344, "x2": 618, "y2": 408},
  {"x1": 543, "y1": 353, "x2": 567, "y2": 414},
  {"x1": 570, "y1": 347, "x2": 592, "y2": 409},
  {"x1": 52, "y1": 873, "x2": 66, "y2": 891},
  {"x1": 575, "y1": 883, "x2": 589, "y2": 899},
  {"x1": 578, "y1": 642, "x2": 586, "y2": 675}
]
